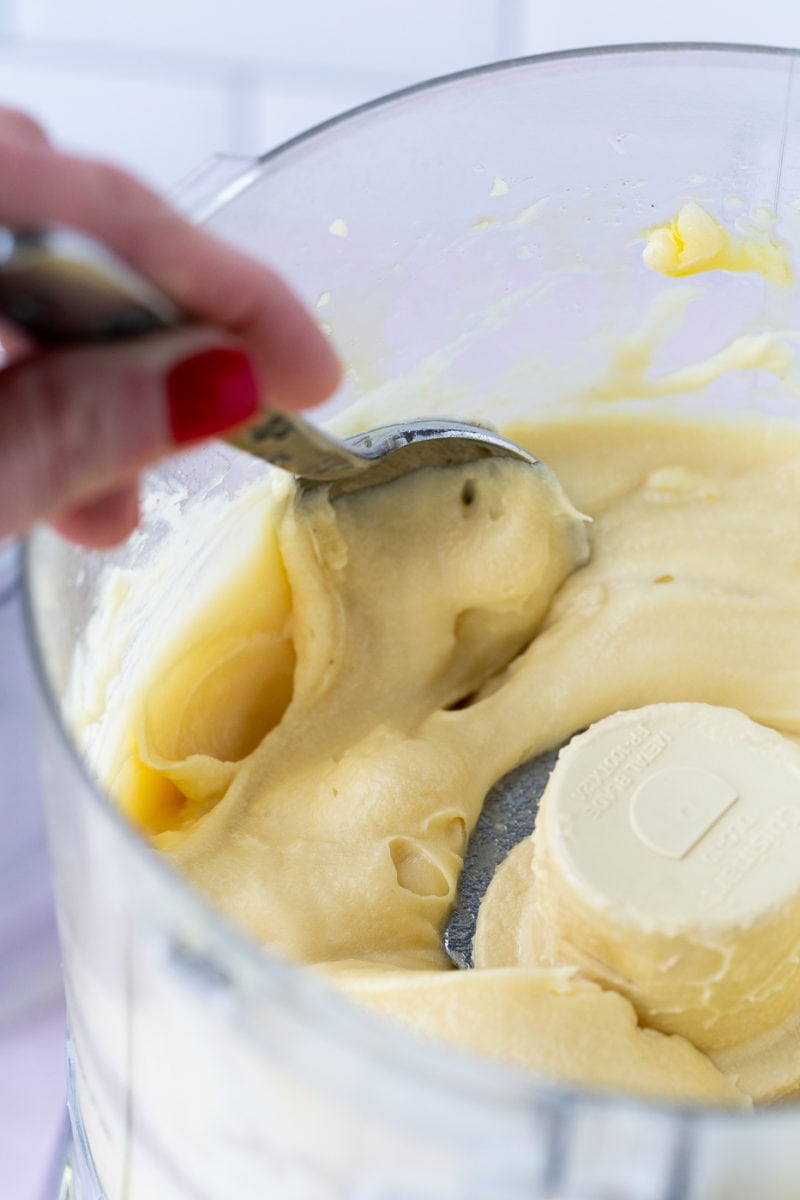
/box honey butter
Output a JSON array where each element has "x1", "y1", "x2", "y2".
[{"x1": 103, "y1": 401, "x2": 800, "y2": 1109}]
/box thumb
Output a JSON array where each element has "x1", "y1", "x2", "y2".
[{"x1": 0, "y1": 328, "x2": 264, "y2": 541}]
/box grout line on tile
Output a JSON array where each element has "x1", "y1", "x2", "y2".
[
  {"x1": 494, "y1": 0, "x2": 528, "y2": 60},
  {"x1": 225, "y1": 64, "x2": 261, "y2": 157},
  {"x1": 0, "y1": 33, "x2": 419, "y2": 94},
  {"x1": 0, "y1": 0, "x2": 14, "y2": 38}
]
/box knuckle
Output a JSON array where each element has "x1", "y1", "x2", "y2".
[
  {"x1": 92, "y1": 160, "x2": 137, "y2": 202},
  {"x1": 0, "y1": 106, "x2": 49, "y2": 148},
  {"x1": 20, "y1": 354, "x2": 126, "y2": 502},
  {"x1": 31, "y1": 356, "x2": 93, "y2": 500},
  {"x1": 84, "y1": 161, "x2": 168, "y2": 262},
  {"x1": 0, "y1": 359, "x2": 62, "y2": 524},
  {"x1": 1, "y1": 344, "x2": 164, "y2": 531},
  {"x1": 90, "y1": 161, "x2": 151, "y2": 224}
]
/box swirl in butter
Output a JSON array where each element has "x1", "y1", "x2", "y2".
[{"x1": 104, "y1": 400, "x2": 800, "y2": 1109}]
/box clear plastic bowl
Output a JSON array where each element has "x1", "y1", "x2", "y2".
[{"x1": 26, "y1": 44, "x2": 800, "y2": 1200}]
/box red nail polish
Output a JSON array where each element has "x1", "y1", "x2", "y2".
[{"x1": 167, "y1": 348, "x2": 260, "y2": 444}]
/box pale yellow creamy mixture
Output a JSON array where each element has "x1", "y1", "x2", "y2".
[{"x1": 107, "y1": 208, "x2": 800, "y2": 1109}]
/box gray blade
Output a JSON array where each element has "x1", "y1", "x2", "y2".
[{"x1": 444, "y1": 746, "x2": 561, "y2": 969}]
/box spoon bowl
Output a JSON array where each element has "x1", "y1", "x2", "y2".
[{"x1": 228, "y1": 412, "x2": 540, "y2": 496}]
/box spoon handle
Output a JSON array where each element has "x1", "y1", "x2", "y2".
[
  {"x1": 226, "y1": 411, "x2": 370, "y2": 482},
  {"x1": 0, "y1": 226, "x2": 370, "y2": 481},
  {"x1": 0, "y1": 226, "x2": 181, "y2": 339}
]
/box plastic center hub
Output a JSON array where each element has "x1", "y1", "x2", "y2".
[{"x1": 531, "y1": 703, "x2": 800, "y2": 1052}]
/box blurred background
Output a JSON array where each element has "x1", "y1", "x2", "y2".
[
  {"x1": 0, "y1": 0, "x2": 799, "y2": 192},
  {"x1": 3, "y1": 2, "x2": 800, "y2": 1198}
]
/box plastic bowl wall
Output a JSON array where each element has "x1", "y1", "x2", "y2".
[{"x1": 27, "y1": 45, "x2": 800, "y2": 1200}]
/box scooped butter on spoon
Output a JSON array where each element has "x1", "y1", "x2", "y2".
[{"x1": 643, "y1": 202, "x2": 792, "y2": 285}]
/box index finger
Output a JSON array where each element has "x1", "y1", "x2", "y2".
[{"x1": 0, "y1": 142, "x2": 342, "y2": 410}]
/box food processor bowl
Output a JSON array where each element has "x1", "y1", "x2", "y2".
[{"x1": 26, "y1": 44, "x2": 800, "y2": 1200}]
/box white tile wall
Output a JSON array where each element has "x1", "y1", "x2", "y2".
[
  {"x1": 0, "y1": 53, "x2": 231, "y2": 187},
  {"x1": 0, "y1": 0, "x2": 511, "y2": 189},
  {"x1": 16, "y1": 0, "x2": 503, "y2": 74},
  {"x1": 2, "y1": 0, "x2": 800, "y2": 193},
  {"x1": 517, "y1": 0, "x2": 800, "y2": 55}
]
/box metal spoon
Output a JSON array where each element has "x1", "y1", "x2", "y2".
[
  {"x1": 0, "y1": 226, "x2": 557, "y2": 947},
  {"x1": 0, "y1": 226, "x2": 540, "y2": 493},
  {"x1": 227, "y1": 412, "x2": 540, "y2": 498}
]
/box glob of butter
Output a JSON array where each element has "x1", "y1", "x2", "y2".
[{"x1": 643, "y1": 201, "x2": 791, "y2": 286}]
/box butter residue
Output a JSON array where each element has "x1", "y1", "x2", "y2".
[
  {"x1": 572, "y1": 289, "x2": 797, "y2": 405},
  {"x1": 643, "y1": 202, "x2": 792, "y2": 286}
]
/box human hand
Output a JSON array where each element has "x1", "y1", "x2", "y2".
[{"x1": 0, "y1": 107, "x2": 341, "y2": 547}]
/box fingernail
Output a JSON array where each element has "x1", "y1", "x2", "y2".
[{"x1": 167, "y1": 347, "x2": 260, "y2": 444}]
